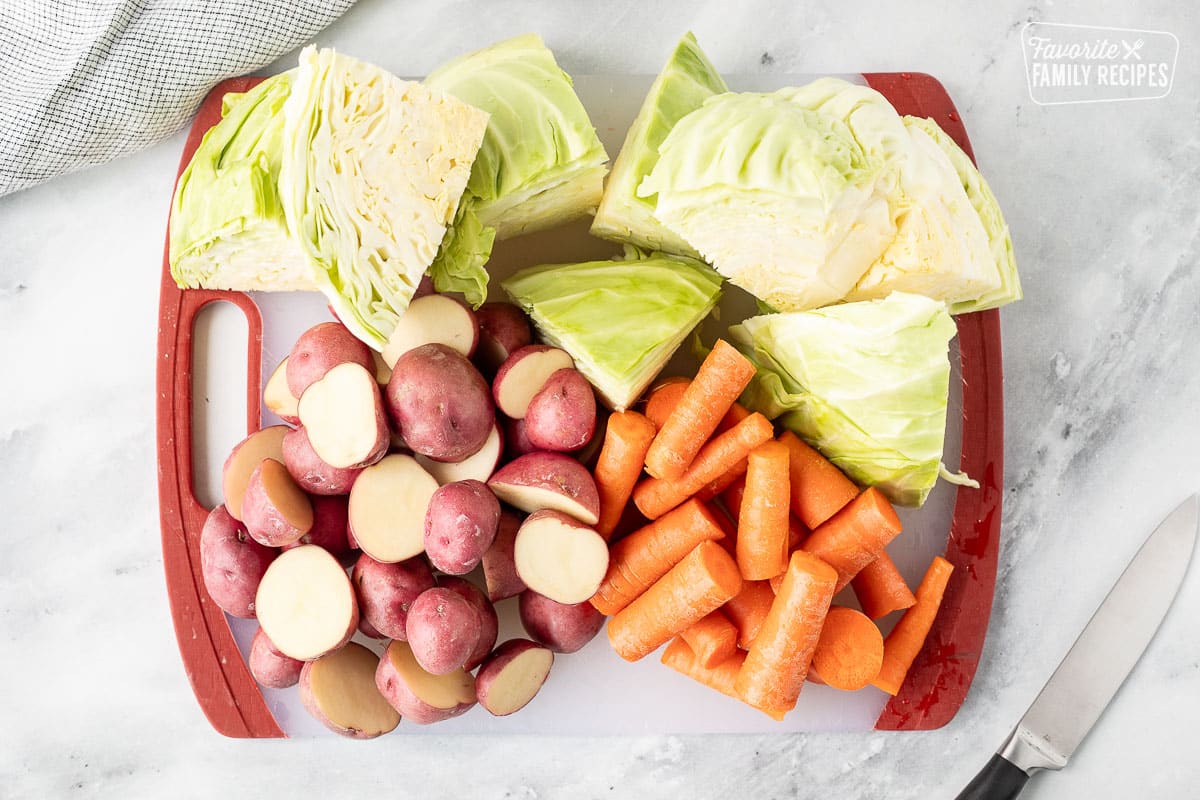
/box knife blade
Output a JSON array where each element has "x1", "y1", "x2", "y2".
[{"x1": 956, "y1": 494, "x2": 1198, "y2": 800}]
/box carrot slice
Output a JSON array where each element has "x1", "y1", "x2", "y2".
[
  {"x1": 644, "y1": 340, "x2": 757, "y2": 481},
  {"x1": 589, "y1": 498, "x2": 726, "y2": 616},
  {"x1": 873, "y1": 556, "x2": 954, "y2": 695},
  {"x1": 680, "y1": 609, "x2": 739, "y2": 669},
  {"x1": 722, "y1": 579, "x2": 776, "y2": 649},
  {"x1": 715, "y1": 402, "x2": 751, "y2": 435},
  {"x1": 661, "y1": 638, "x2": 786, "y2": 722},
  {"x1": 633, "y1": 412, "x2": 774, "y2": 520},
  {"x1": 801, "y1": 487, "x2": 903, "y2": 592},
  {"x1": 736, "y1": 441, "x2": 790, "y2": 581},
  {"x1": 720, "y1": 477, "x2": 808, "y2": 552},
  {"x1": 592, "y1": 410, "x2": 657, "y2": 541},
  {"x1": 694, "y1": 456, "x2": 749, "y2": 502},
  {"x1": 735, "y1": 550, "x2": 838, "y2": 714},
  {"x1": 809, "y1": 606, "x2": 885, "y2": 691},
  {"x1": 607, "y1": 541, "x2": 743, "y2": 662},
  {"x1": 778, "y1": 431, "x2": 859, "y2": 529},
  {"x1": 851, "y1": 551, "x2": 917, "y2": 619},
  {"x1": 644, "y1": 377, "x2": 690, "y2": 431}
]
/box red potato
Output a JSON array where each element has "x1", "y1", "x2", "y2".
[
  {"x1": 405, "y1": 587, "x2": 482, "y2": 675},
  {"x1": 222, "y1": 426, "x2": 289, "y2": 521},
  {"x1": 297, "y1": 362, "x2": 389, "y2": 469},
  {"x1": 492, "y1": 345, "x2": 574, "y2": 419},
  {"x1": 500, "y1": 415, "x2": 538, "y2": 461},
  {"x1": 415, "y1": 423, "x2": 503, "y2": 485},
  {"x1": 282, "y1": 495, "x2": 353, "y2": 566},
  {"x1": 513, "y1": 509, "x2": 609, "y2": 605},
  {"x1": 414, "y1": 273, "x2": 436, "y2": 299},
  {"x1": 248, "y1": 627, "x2": 304, "y2": 689},
  {"x1": 287, "y1": 321, "x2": 374, "y2": 398},
  {"x1": 482, "y1": 509, "x2": 527, "y2": 602},
  {"x1": 475, "y1": 639, "x2": 554, "y2": 716},
  {"x1": 376, "y1": 640, "x2": 476, "y2": 724},
  {"x1": 263, "y1": 358, "x2": 300, "y2": 424},
  {"x1": 240, "y1": 459, "x2": 313, "y2": 547},
  {"x1": 518, "y1": 590, "x2": 607, "y2": 654},
  {"x1": 199, "y1": 505, "x2": 277, "y2": 618},
  {"x1": 300, "y1": 642, "x2": 400, "y2": 739},
  {"x1": 487, "y1": 452, "x2": 600, "y2": 525},
  {"x1": 381, "y1": 294, "x2": 479, "y2": 367},
  {"x1": 424, "y1": 480, "x2": 501, "y2": 575},
  {"x1": 348, "y1": 454, "x2": 439, "y2": 563},
  {"x1": 524, "y1": 368, "x2": 598, "y2": 452},
  {"x1": 387, "y1": 343, "x2": 494, "y2": 462},
  {"x1": 438, "y1": 576, "x2": 499, "y2": 671},
  {"x1": 474, "y1": 302, "x2": 532, "y2": 375},
  {"x1": 282, "y1": 426, "x2": 362, "y2": 496},
  {"x1": 352, "y1": 553, "x2": 436, "y2": 641},
  {"x1": 255, "y1": 545, "x2": 359, "y2": 661}
]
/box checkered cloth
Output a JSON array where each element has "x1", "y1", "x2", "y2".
[{"x1": 0, "y1": 0, "x2": 356, "y2": 196}]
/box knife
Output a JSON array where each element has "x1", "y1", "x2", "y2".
[{"x1": 956, "y1": 494, "x2": 1198, "y2": 800}]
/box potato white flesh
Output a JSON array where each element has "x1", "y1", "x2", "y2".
[
  {"x1": 255, "y1": 545, "x2": 358, "y2": 661},
  {"x1": 492, "y1": 345, "x2": 574, "y2": 419},
  {"x1": 376, "y1": 640, "x2": 476, "y2": 724},
  {"x1": 381, "y1": 294, "x2": 479, "y2": 367},
  {"x1": 241, "y1": 458, "x2": 314, "y2": 547},
  {"x1": 222, "y1": 426, "x2": 289, "y2": 521},
  {"x1": 513, "y1": 510, "x2": 609, "y2": 604},
  {"x1": 263, "y1": 358, "x2": 300, "y2": 424},
  {"x1": 414, "y1": 423, "x2": 502, "y2": 485},
  {"x1": 487, "y1": 452, "x2": 600, "y2": 525},
  {"x1": 348, "y1": 454, "x2": 438, "y2": 563},
  {"x1": 299, "y1": 642, "x2": 400, "y2": 739},
  {"x1": 298, "y1": 362, "x2": 389, "y2": 469},
  {"x1": 475, "y1": 639, "x2": 554, "y2": 716},
  {"x1": 369, "y1": 349, "x2": 392, "y2": 385}
]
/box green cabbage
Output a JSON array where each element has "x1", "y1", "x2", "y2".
[
  {"x1": 638, "y1": 90, "x2": 894, "y2": 312},
  {"x1": 590, "y1": 32, "x2": 727, "y2": 257},
  {"x1": 426, "y1": 34, "x2": 609, "y2": 241},
  {"x1": 729, "y1": 292, "x2": 965, "y2": 507},
  {"x1": 502, "y1": 249, "x2": 724, "y2": 411},
  {"x1": 281, "y1": 47, "x2": 489, "y2": 349},
  {"x1": 169, "y1": 72, "x2": 315, "y2": 291},
  {"x1": 428, "y1": 201, "x2": 495, "y2": 307}
]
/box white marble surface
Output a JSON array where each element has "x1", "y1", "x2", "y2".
[{"x1": 2, "y1": 1, "x2": 1198, "y2": 797}]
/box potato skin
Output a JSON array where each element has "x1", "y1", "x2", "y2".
[
  {"x1": 375, "y1": 641, "x2": 476, "y2": 724},
  {"x1": 240, "y1": 460, "x2": 312, "y2": 547},
  {"x1": 199, "y1": 505, "x2": 277, "y2": 618},
  {"x1": 524, "y1": 368, "x2": 597, "y2": 452},
  {"x1": 474, "y1": 639, "x2": 554, "y2": 716},
  {"x1": 405, "y1": 587, "x2": 482, "y2": 675},
  {"x1": 282, "y1": 426, "x2": 362, "y2": 495},
  {"x1": 518, "y1": 589, "x2": 607, "y2": 654},
  {"x1": 500, "y1": 415, "x2": 538, "y2": 461},
  {"x1": 386, "y1": 343, "x2": 494, "y2": 462},
  {"x1": 487, "y1": 452, "x2": 601, "y2": 524},
  {"x1": 438, "y1": 576, "x2": 499, "y2": 671},
  {"x1": 287, "y1": 321, "x2": 373, "y2": 398},
  {"x1": 282, "y1": 495, "x2": 353, "y2": 566},
  {"x1": 352, "y1": 553, "x2": 435, "y2": 640},
  {"x1": 474, "y1": 302, "x2": 532, "y2": 375},
  {"x1": 481, "y1": 508, "x2": 527, "y2": 602},
  {"x1": 424, "y1": 480, "x2": 501, "y2": 575},
  {"x1": 248, "y1": 627, "x2": 304, "y2": 689}
]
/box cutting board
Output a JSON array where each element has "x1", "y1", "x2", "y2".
[{"x1": 156, "y1": 72, "x2": 1004, "y2": 737}]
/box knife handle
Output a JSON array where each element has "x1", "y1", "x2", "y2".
[{"x1": 954, "y1": 754, "x2": 1030, "y2": 800}]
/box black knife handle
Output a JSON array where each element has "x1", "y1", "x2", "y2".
[{"x1": 954, "y1": 754, "x2": 1031, "y2": 800}]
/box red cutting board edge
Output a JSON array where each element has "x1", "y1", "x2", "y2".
[{"x1": 155, "y1": 72, "x2": 1003, "y2": 738}]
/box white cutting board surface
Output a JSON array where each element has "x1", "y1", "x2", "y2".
[{"x1": 189, "y1": 74, "x2": 963, "y2": 735}]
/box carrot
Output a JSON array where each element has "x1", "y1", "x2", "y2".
[
  {"x1": 644, "y1": 340, "x2": 757, "y2": 481},
  {"x1": 592, "y1": 410, "x2": 657, "y2": 541},
  {"x1": 778, "y1": 431, "x2": 859, "y2": 529},
  {"x1": 680, "y1": 609, "x2": 739, "y2": 669},
  {"x1": 851, "y1": 550, "x2": 917, "y2": 619},
  {"x1": 694, "y1": 456, "x2": 749, "y2": 502},
  {"x1": 633, "y1": 412, "x2": 774, "y2": 520},
  {"x1": 735, "y1": 550, "x2": 838, "y2": 714},
  {"x1": 644, "y1": 377, "x2": 690, "y2": 430},
  {"x1": 720, "y1": 477, "x2": 808, "y2": 552},
  {"x1": 873, "y1": 556, "x2": 954, "y2": 695},
  {"x1": 801, "y1": 487, "x2": 903, "y2": 593},
  {"x1": 661, "y1": 638, "x2": 786, "y2": 721},
  {"x1": 722, "y1": 579, "x2": 776, "y2": 649},
  {"x1": 708, "y1": 500, "x2": 738, "y2": 557},
  {"x1": 590, "y1": 498, "x2": 726, "y2": 616},
  {"x1": 715, "y1": 402, "x2": 751, "y2": 434},
  {"x1": 607, "y1": 540, "x2": 743, "y2": 662},
  {"x1": 809, "y1": 606, "x2": 885, "y2": 691},
  {"x1": 736, "y1": 441, "x2": 790, "y2": 581}
]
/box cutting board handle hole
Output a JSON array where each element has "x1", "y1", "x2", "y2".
[{"x1": 190, "y1": 301, "x2": 250, "y2": 510}]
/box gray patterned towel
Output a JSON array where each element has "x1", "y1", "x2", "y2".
[{"x1": 0, "y1": 0, "x2": 356, "y2": 196}]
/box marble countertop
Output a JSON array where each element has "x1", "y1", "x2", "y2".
[{"x1": 2, "y1": 1, "x2": 1197, "y2": 797}]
